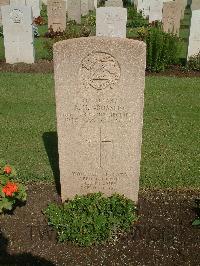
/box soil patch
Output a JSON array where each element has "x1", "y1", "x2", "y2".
[
  {"x1": 0, "y1": 183, "x2": 200, "y2": 266},
  {"x1": 0, "y1": 60, "x2": 200, "y2": 77}
]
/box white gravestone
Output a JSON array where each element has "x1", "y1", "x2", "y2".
[
  {"x1": 96, "y1": 7, "x2": 127, "y2": 38},
  {"x1": 141, "y1": 0, "x2": 150, "y2": 18},
  {"x1": 26, "y1": 0, "x2": 41, "y2": 18},
  {"x1": 67, "y1": 0, "x2": 81, "y2": 23},
  {"x1": 137, "y1": 0, "x2": 142, "y2": 12},
  {"x1": 187, "y1": 10, "x2": 200, "y2": 59},
  {"x1": 105, "y1": 0, "x2": 123, "y2": 7},
  {"x1": 2, "y1": 5, "x2": 35, "y2": 63},
  {"x1": 149, "y1": 0, "x2": 163, "y2": 23},
  {"x1": 94, "y1": 0, "x2": 97, "y2": 8},
  {"x1": 81, "y1": 0, "x2": 89, "y2": 16}
]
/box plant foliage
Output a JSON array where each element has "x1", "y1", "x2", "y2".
[
  {"x1": 44, "y1": 193, "x2": 137, "y2": 246},
  {"x1": 0, "y1": 161, "x2": 27, "y2": 214},
  {"x1": 138, "y1": 25, "x2": 180, "y2": 72},
  {"x1": 192, "y1": 199, "x2": 200, "y2": 226},
  {"x1": 187, "y1": 51, "x2": 200, "y2": 71},
  {"x1": 127, "y1": 6, "x2": 148, "y2": 28}
]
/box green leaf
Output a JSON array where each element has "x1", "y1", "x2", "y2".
[{"x1": 192, "y1": 219, "x2": 200, "y2": 226}]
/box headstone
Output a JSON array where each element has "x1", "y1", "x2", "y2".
[
  {"x1": 162, "y1": 1, "x2": 181, "y2": 36},
  {"x1": 0, "y1": 0, "x2": 9, "y2": 26},
  {"x1": 81, "y1": 0, "x2": 89, "y2": 16},
  {"x1": 105, "y1": 0, "x2": 123, "y2": 7},
  {"x1": 10, "y1": 0, "x2": 25, "y2": 4},
  {"x1": 149, "y1": 0, "x2": 163, "y2": 23},
  {"x1": 47, "y1": 0, "x2": 66, "y2": 32},
  {"x1": 94, "y1": 0, "x2": 97, "y2": 8},
  {"x1": 187, "y1": 9, "x2": 200, "y2": 58},
  {"x1": 141, "y1": 0, "x2": 150, "y2": 18},
  {"x1": 2, "y1": 5, "x2": 35, "y2": 63},
  {"x1": 191, "y1": 0, "x2": 200, "y2": 11},
  {"x1": 96, "y1": 7, "x2": 127, "y2": 37},
  {"x1": 137, "y1": 0, "x2": 142, "y2": 12},
  {"x1": 175, "y1": 0, "x2": 185, "y2": 19},
  {"x1": 67, "y1": 0, "x2": 81, "y2": 23},
  {"x1": 54, "y1": 37, "x2": 146, "y2": 203},
  {"x1": 88, "y1": 0, "x2": 94, "y2": 10},
  {"x1": 26, "y1": 0, "x2": 41, "y2": 18}
]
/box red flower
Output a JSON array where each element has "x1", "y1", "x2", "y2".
[
  {"x1": 2, "y1": 182, "x2": 18, "y2": 197},
  {"x1": 4, "y1": 166, "x2": 12, "y2": 175}
]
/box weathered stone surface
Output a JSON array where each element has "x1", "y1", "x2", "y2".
[
  {"x1": 2, "y1": 5, "x2": 35, "y2": 63},
  {"x1": 191, "y1": 0, "x2": 200, "y2": 11},
  {"x1": 162, "y1": 1, "x2": 181, "y2": 36},
  {"x1": 187, "y1": 9, "x2": 200, "y2": 58},
  {"x1": 67, "y1": 0, "x2": 81, "y2": 23},
  {"x1": 81, "y1": 0, "x2": 88, "y2": 16},
  {"x1": 0, "y1": 0, "x2": 9, "y2": 26},
  {"x1": 149, "y1": 0, "x2": 163, "y2": 23},
  {"x1": 96, "y1": 7, "x2": 127, "y2": 38},
  {"x1": 10, "y1": 0, "x2": 25, "y2": 5},
  {"x1": 88, "y1": 0, "x2": 94, "y2": 10},
  {"x1": 141, "y1": 0, "x2": 149, "y2": 18},
  {"x1": 54, "y1": 37, "x2": 146, "y2": 203},
  {"x1": 105, "y1": 0, "x2": 123, "y2": 7},
  {"x1": 26, "y1": 0, "x2": 41, "y2": 18},
  {"x1": 47, "y1": 0, "x2": 66, "y2": 32}
]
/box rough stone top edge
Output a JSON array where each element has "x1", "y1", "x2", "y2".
[{"x1": 53, "y1": 37, "x2": 146, "y2": 52}]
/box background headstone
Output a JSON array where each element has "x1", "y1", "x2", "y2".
[
  {"x1": 88, "y1": 0, "x2": 94, "y2": 10},
  {"x1": 141, "y1": 0, "x2": 150, "y2": 18},
  {"x1": 105, "y1": 0, "x2": 123, "y2": 7},
  {"x1": 54, "y1": 37, "x2": 146, "y2": 203},
  {"x1": 2, "y1": 5, "x2": 35, "y2": 63},
  {"x1": 187, "y1": 9, "x2": 200, "y2": 58},
  {"x1": 81, "y1": 0, "x2": 89, "y2": 16},
  {"x1": 149, "y1": 0, "x2": 163, "y2": 23},
  {"x1": 47, "y1": 0, "x2": 66, "y2": 32},
  {"x1": 191, "y1": 0, "x2": 200, "y2": 11},
  {"x1": 0, "y1": 0, "x2": 10, "y2": 26},
  {"x1": 10, "y1": 0, "x2": 25, "y2": 4},
  {"x1": 67, "y1": 0, "x2": 81, "y2": 23},
  {"x1": 162, "y1": 1, "x2": 181, "y2": 36},
  {"x1": 96, "y1": 7, "x2": 127, "y2": 37},
  {"x1": 26, "y1": 0, "x2": 41, "y2": 18}
]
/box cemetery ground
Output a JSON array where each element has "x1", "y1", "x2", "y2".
[{"x1": 0, "y1": 72, "x2": 200, "y2": 265}]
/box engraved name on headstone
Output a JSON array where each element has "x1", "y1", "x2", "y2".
[{"x1": 54, "y1": 37, "x2": 146, "y2": 203}]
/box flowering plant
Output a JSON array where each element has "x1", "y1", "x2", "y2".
[{"x1": 0, "y1": 161, "x2": 27, "y2": 214}]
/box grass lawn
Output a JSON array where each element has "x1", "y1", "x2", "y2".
[{"x1": 0, "y1": 72, "x2": 199, "y2": 189}]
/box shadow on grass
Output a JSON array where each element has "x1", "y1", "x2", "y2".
[
  {"x1": 0, "y1": 230, "x2": 55, "y2": 265},
  {"x1": 42, "y1": 132, "x2": 60, "y2": 196}
]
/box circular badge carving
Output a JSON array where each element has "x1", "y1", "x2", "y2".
[
  {"x1": 80, "y1": 52, "x2": 121, "y2": 91},
  {"x1": 10, "y1": 9, "x2": 23, "y2": 24}
]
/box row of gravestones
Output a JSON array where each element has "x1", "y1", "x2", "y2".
[
  {"x1": 1, "y1": 0, "x2": 200, "y2": 63},
  {"x1": 134, "y1": 0, "x2": 200, "y2": 59}
]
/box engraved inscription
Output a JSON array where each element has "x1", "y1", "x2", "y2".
[
  {"x1": 80, "y1": 52, "x2": 121, "y2": 91},
  {"x1": 72, "y1": 171, "x2": 128, "y2": 191},
  {"x1": 10, "y1": 9, "x2": 23, "y2": 23}
]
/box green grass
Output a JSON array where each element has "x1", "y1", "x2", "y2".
[{"x1": 0, "y1": 73, "x2": 199, "y2": 189}]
